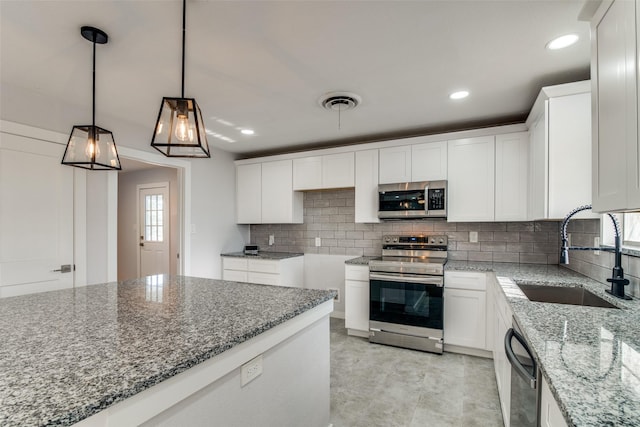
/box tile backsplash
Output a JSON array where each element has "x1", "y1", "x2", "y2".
[
  {"x1": 564, "y1": 218, "x2": 640, "y2": 298},
  {"x1": 250, "y1": 188, "x2": 560, "y2": 264}
]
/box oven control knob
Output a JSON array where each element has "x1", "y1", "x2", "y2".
[
  {"x1": 384, "y1": 237, "x2": 391, "y2": 243},
  {"x1": 430, "y1": 238, "x2": 435, "y2": 244},
  {"x1": 392, "y1": 237, "x2": 398, "y2": 243},
  {"x1": 439, "y1": 239, "x2": 444, "y2": 244}
]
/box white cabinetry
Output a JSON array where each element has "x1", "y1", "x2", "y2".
[
  {"x1": 354, "y1": 150, "x2": 380, "y2": 223},
  {"x1": 447, "y1": 136, "x2": 495, "y2": 222},
  {"x1": 236, "y1": 160, "x2": 303, "y2": 224},
  {"x1": 411, "y1": 140, "x2": 448, "y2": 181},
  {"x1": 493, "y1": 277, "x2": 513, "y2": 427},
  {"x1": 540, "y1": 375, "x2": 569, "y2": 427},
  {"x1": 344, "y1": 264, "x2": 369, "y2": 337},
  {"x1": 443, "y1": 271, "x2": 488, "y2": 351},
  {"x1": 292, "y1": 152, "x2": 354, "y2": 190},
  {"x1": 222, "y1": 256, "x2": 304, "y2": 288},
  {"x1": 527, "y1": 81, "x2": 595, "y2": 219},
  {"x1": 591, "y1": 0, "x2": 640, "y2": 212},
  {"x1": 495, "y1": 132, "x2": 529, "y2": 221},
  {"x1": 378, "y1": 145, "x2": 411, "y2": 184}
]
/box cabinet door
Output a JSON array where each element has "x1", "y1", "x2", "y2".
[
  {"x1": 443, "y1": 288, "x2": 486, "y2": 349},
  {"x1": 293, "y1": 156, "x2": 322, "y2": 190},
  {"x1": 540, "y1": 376, "x2": 568, "y2": 427},
  {"x1": 378, "y1": 145, "x2": 411, "y2": 184},
  {"x1": 592, "y1": 0, "x2": 638, "y2": 212},
  {"x1": 222, "y1": 269, "x2": 248, "y2": 282},
  {"x1": 447, "y1": 136, "x2": 495, "y2": 222},
  {"x1": 261, "y1": 160, "x2": 303, "y2": 223},
  {"x1": 322, "y1": 152, "x2": 355, "y2": 188},
  {"x1": 548, "y1": 93, "x2": 594, "y2": 218},
  {"x1": 528, "y1": 111, "x2": 548, "y2": 220},
  {"x1": 236, "y1": 163, "x2": 262, "y2": 224},
  {"x1": 345, "y1": 280, "x2": 369, "y2": 331},
  {"x1": 355, "y1": 150, "x2": 380, "y2": 223},
  {"x1": 495, "y1": 132, "x2": 529, "y2": 221},
  {"x1": 412, "y1": 140, "x2": 448, "y2": 181}
]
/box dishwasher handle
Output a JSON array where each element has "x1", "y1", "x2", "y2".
[{"x1": 505, "y1": 327, "x2": 537, "y2": 389}]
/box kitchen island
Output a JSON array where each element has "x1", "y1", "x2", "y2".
[
  {"x1": 446, "y1": 261, "x2": 640, "y2": 427},
  {"x1": 0, "y1": 275, "x2": 335, "y2": 426}
]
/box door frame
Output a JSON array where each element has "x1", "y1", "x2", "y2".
[
  {"x1": 136, "y1": 181, "x2": 171, "y2": 278},
  {"x1": 115, "y1": 146, "x2": 191, "y2": 277}
]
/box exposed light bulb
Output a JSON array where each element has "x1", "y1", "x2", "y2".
[
  {"x1": 175, "y1": 114, "x2": 191, "y2": 142},
  {"x1": 85, "y1": 137, "x2": 100, "y2": 159}
]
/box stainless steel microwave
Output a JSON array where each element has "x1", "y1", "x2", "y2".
[{"x1": 378, "y1": 180, "x2": 447, "y2": 219}]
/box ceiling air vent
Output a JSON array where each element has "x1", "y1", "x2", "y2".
[{"x1": 319, "y1": 92, "x2": 361, "y2": 111}]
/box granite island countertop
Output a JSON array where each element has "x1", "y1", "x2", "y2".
[
  {"x1": 0, "y1": 275, "x2": 335, "y2": 426},
  {"x1": 221, "y1": 251, "x2": 304, "y2": 260},
  {"x1": 445, "y1": 261, "x2": 640, "y2": 427}
]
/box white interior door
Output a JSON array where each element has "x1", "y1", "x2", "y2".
[
  {"x1": 139, "y1": 183, "x2": 170, "y2": 277},
  {"x1": 0, "y1": 132, "x2": 74, "y2": 297}
]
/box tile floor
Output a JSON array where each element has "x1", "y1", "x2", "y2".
[{"x1": 329, "y1": 318, "x2": 504, "y2": 427}]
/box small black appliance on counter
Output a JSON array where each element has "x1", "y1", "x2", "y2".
[{"x1": 243, "y1": 245, "x2": 259, "y2": 255}]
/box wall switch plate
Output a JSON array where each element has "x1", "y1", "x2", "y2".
[
  {"x1": 315, "y1": 237, "x2": 321, "y2": 247},
  {"x1": 328, "y1": 287, "x2": 340, "y2": 303},
  {"x1": 469, "y1": 231, "x2": 478, "y2": 243},
  {"x1": 594, "y1": 237, "x2": 600, "y2": 255},
  {"x1": 268, "y1": 235, "x2": 274, "y2": 246},
  {"x1": 241, "y1": 354, "x2": 263, "y2": 386}
]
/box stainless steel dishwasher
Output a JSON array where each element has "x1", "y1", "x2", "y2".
[{"x1": 505, "y1": 318, "x2": 539, "y2": 427}]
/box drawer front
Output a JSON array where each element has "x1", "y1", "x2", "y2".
[
  {"x1": 247, "y1": 272, "x2": 281, "y2": 286},
  {"x1": 445, "y1": 271, "x2": 487, "y2": 291},
  {"x1": 222, "y1": 269, "x2": 248, "y2": 283},
  {"x1": 248, "y1": 259, "x2": 280, "y2": 274},
  {"x1": 345, "y1": 265, "x2": 369, "y2": 281},
  {"x1": 222, "y1": 257, "x2": 248, "y2": 271}
]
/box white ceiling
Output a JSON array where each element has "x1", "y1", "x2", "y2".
[{"x1": 1, "y1": 1, "x2": 591, "y2": 159}]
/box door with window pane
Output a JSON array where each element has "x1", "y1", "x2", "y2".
[{"x1": 139, "y1": 183, "x2": 170, "y2": 277}]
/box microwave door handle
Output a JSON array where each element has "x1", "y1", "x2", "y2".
[
  {"x1": 504, "y1": 328, "x2": 538, "y2": 389},
  {"x1": 424, "y1": 185, "x2": 429, "y2": 215}
]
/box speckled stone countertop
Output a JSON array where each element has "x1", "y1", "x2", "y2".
[
  {"x1": 344, "y1": 256, "x2": 380, "y2": 266},
  {"x1": 447, "y1": 261, "x2": 640, "y2": 427},
  {"x1": 0, "y1": 275, "x2": 335, "y2": 426},
  {"x1": 221, "y1": 251, "x2": 304, "y2": 260}
]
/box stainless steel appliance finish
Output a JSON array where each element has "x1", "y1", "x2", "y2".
[
  {"x1": 378, "y1": 180, "x2": 447, "y2": 219},
  {"x1": 505, "y1": 317, "x2": 539, "y2": 427},
  {"x1": 369, "y1": 234, "x2": 447, "y2": 354}
]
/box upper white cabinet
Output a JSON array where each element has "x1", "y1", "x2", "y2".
[
  {"x1": 527, "y1": 81, "x2": 595, "y2": 220},
  {"x1": 354, "y1": 150, "x2": 380, "y2": 223},
  {"x1": 378, "y1": 145, "x2": 411, "y2": 184},
  {"x1": 292, "y1": 152, "x2": 354, "y2": 190},
  {"x1": 495, "y1": 132, "x2": 529, "y2": 221},
  {"x1": 591, "y1": 0, "x2": 640, "y2": 212},
  {"x1": 411, "y1": 140, "x2": 448, "y2": 181},
  {"x1": 236, "y1": 163, "x2": 262, "y2": 224},
  {"x1": 447, "y1": 136, "x2": 496, "y2": 222},
  {"x1": 236, "y1": 160, "x2": 303, "y2": 224}
]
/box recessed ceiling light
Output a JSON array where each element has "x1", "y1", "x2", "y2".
[
  {"x1": 240, "y1": 129, "x2": 255, "y2": 135},
  {"x1": 449, "y1": 91, "x2": 469, "y2": 100},
  {"x1": 547, "y1": 34, "x2": 579, "y2": 50}
]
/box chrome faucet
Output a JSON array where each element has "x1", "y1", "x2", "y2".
[{"x1": 560, "y1": 204, "x2": 631, "y2": 300}]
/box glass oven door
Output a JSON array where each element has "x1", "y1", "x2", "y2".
[{"x1": 369, "y1": 272, "x2": 443, "y2": 330}]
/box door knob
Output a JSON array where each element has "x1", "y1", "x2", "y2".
[
  {"x1": 52, "y1": 264, "x2": 73, "y2": 273},
  {"x1": 140, "y1": 242, "x2": 144, "y2": 247}
]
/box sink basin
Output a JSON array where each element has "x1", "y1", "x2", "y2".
[{"x1": 516, "y1": 284, "x2": 618, "y2": 309}]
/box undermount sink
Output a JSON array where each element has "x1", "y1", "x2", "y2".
[{"x1": 516, "y1": 284, "x2": 619, "y2": 309}]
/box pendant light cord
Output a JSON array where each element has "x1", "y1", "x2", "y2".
[
  {"x1": 181, "y1": 0, "x2": 186, "y2": 98},
  {"x1": 92, "y1": 36, "x2": 96, "y2": 127}
]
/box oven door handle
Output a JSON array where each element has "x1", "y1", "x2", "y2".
[{"x1": 369, "y1": 272, "x2": 443, "y2": 286}]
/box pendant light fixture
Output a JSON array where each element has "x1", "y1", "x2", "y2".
[
  {"x1": 62, "y1": 26, "x2": 122, "y2": 171},
  {"x1": 151, "y1": 0, "x2": 210, "y2": 158}
]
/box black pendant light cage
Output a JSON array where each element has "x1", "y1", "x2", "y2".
[
  {"x1": 62, "y1": 26, "x2": 122, "y2": 171},
  {"x1": 151, "y1": 0, "x2": 210, "y2": 158}
]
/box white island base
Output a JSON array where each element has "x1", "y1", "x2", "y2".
[{"x1": 76, "y1": 300, "x2": 333, "y2": 427}]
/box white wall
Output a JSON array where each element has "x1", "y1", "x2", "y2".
[
  {"x1": 86, "y1": 173, "x2": 110, "y2": 285},
  {"x1": 118, "y1": 167, "x2": 179, "y2": 280}
]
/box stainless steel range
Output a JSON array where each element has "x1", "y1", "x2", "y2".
[{"x1": 369, "y1": 234, "x2": 447, "y2": 354}]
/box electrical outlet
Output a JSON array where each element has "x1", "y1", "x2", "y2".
[
  {"x1": 328, "y1": 287, "x2": 340, "y2": 303},
  {"x1": 315, "y1": 237, "x2": 321, "y2": 247},
  {"x1": 241, "y1": 355, "x2": 263, "y2": 386},
  {"x1": 594, "y1": 237, "x2": 600, "y2": 256},
  {"x1": 268, "y1": 235, "x2": 274, "y2": 246},
  {"x1": 469, "y1": 231, "x2": 478, "y2": 243}
]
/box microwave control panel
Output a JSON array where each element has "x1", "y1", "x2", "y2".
[{"x1": 427, "y1": 188, "x2": 445, "y2": 211}]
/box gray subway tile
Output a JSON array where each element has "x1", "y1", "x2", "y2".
[
  {"x1": 468, "y1": 252, "x2": 493, "y2": 262},
  {"x1": 492, "y1": 252, "x2": 520, "y2": 263}
]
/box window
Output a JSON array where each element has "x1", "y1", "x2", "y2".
[
  {"x1": 144, "y1": 194, "x2": 164, "y2": 242},
  {"x1": 602, "y1": 212, "x2": 640, "y2": 248}
]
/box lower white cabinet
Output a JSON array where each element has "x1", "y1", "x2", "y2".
[
  {"x1": 540, "y1": 375, "x2": 568, "y2": 427},
  {"x1": 443, "y1": 271, "x2": 488, "y2": 350},
  {"x1": 344, "y1": 264, "x2": 370, "y2": 336},
  {"x1": 221, "y1": 256, "x2": 304, "y2": 288}
]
